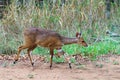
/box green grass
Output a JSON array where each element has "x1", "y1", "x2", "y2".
[
  {"x1": 32, "y1": 40, "x2": 119, "y2": 63},
  {"x1": 63, "y1": 41, "x2": 118, "y2": 57},
  {"x1": 33, "y1": 47, "x2": 49, "y2": 55}
]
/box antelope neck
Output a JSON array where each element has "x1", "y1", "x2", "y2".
[{"x1": 61, "y1": 37, "x2": 78, "y2": 45}]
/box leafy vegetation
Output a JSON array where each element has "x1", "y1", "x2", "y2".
[{"x1": 0, "y1": 0, "x2": 120, "y2": 61}]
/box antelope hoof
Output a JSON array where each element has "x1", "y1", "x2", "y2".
[
  {"x1": 50, "y1": 65, "x2": 52, "y2": 69},
  {"x1": 69, "y1": 63, "x2": 72, "y2": 69},
  {"x1": 13, "y1": 59, "x2": 18, "y2": 64},
  {"x1": 32, "y1": 62, "x2": 34, "y2": 66}
]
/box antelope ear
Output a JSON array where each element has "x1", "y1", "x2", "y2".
[
  {"x1": 76, "y1": 32, "x2": 79, "y2": 37},
  {"x1": 76, "y1": 32, "x2": 81, "y2": 38},
  {"x1": 79, "y1": 32, "x2": 82, "y2": 36}
]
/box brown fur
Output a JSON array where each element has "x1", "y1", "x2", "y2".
[{"x1": 14, "y1": 27, "x2": 87, "y2": 69}]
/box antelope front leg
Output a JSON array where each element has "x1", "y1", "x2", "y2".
[
  {"x1": 64, "y1": 53, "x2": 72, "y2": 69},
  {"x1": 56, "y1": 48, "x2": 72, "y2": 69},
  {"x1": 50, "y1": 48, "x2": 54, "y2": 69}
]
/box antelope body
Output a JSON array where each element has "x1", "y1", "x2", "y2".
[{"x1": 14, "y1": 27, "x2": 87, "y2": 69}]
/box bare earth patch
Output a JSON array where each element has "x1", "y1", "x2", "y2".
[{"x1": 0, "y1": 54, "x2": 120, "y2": 80}]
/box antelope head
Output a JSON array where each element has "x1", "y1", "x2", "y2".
[{"x1": 76, "y1": 32, "x2": 88, "y2": 47}]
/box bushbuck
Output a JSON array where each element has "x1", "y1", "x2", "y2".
[{"x1": 13, "y1": 27, "x2": 88, "y2": 69}]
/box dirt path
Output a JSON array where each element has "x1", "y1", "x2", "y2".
[{"x1": 0, "y1": 54, "x2": 120, "y2": 80}]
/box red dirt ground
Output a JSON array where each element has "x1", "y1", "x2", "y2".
[{"x1": 0, "y1": 54, "x2": 120, "y2": 80}]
